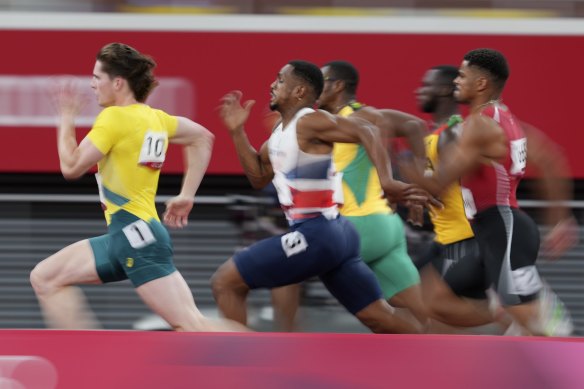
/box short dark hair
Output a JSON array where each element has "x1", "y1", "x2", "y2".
[
  {"x1": 288, "y1": 60, "x2": 324, "y2": 99},
  {"x1": 97, "y1": 42, "x2": 158, "y2": 102},
  {"x1": 463, "y1": 48, "x2": 510, "y2": 90},
  {"x1": 323, "y1": 60, "x2": 359, "y2": 95},
  {"x1": 431, "y1": 65, "x2": 459, "y2": 86}
]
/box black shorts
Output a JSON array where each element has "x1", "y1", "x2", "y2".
[
  {"x1": 425, "y1": 238, "x2": 488, "y2": 300},
  {"x1": 472, "y1": 206, "x2": 543, "y2": 306}
]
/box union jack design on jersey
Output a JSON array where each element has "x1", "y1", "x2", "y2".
[{"x1": 269, "y1": 108, "x2": 341, "y2": 225}]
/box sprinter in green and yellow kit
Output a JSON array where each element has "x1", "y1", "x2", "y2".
[
  {"x1": 30, "y1": 42, "x2": 245, "y2": 332},
  {"x1": 320, "y1": 62, "x2": 427, "y2": 328}
]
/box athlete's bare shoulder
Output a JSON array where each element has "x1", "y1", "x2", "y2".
[
  {"x1": 462, "y1": 113, "x2": 507, "y2": 160},
  {"x1": 350, "y1": 105, "x2": 383, "y2": 126}
]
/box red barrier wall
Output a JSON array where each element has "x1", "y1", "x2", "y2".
[
  {"x1": 1, "y1": 15, "x2": 583, "y2": 176},
  {"x1": 0, "y1": 330, "x2": 583, "y2": 389}
]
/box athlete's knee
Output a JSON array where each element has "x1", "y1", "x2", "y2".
[
  {"x1": 355, "y1": 301, "x2": 396, "y2": 334},
  {"x1": 172, "y1": 315, "x2": 209, "y2": 332},
  {"x1": 30, "y1": 261, "x2": 57, "y2": 297},
  {"x1": 211, "y1": 259, "x2": 247, "y2": 298},
  {"x1": 423, "y1": 281, "x2": 457, "y2": 320},
  {"x1": 389, "y1": 285, "x2": 422, "y2": 308},
  {"x1": 428, "y1": 303, "x2": 452, "y2": 322},
  {"x1": 357, "y1": 314, "x2": 387, "y2": 334}
]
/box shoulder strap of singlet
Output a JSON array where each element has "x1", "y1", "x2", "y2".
[
  {"x1": 348, "y1": 101, "x2": 364, "y2": 111},
  {"x1": 433, "y1": 114, "x2": 463, "y2": 135}
]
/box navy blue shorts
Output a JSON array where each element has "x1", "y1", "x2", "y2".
[{"x1": 233, "y1": 215, "x2": 383, "y2": 314}]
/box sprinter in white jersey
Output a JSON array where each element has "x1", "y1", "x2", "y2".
[{"x1": 212, "y1": 60, "x2": 430, "y2": 333}]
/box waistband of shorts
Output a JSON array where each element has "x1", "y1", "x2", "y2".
[
  {"x1": 290, "y1": 213, "x2": 341, "y2": 229},
  {"x1": 108, "y1": 210, "x2": 154, "y2": 233},
  {"x1": 473, "y1": 205, "x2": 520, "y2": 223}
]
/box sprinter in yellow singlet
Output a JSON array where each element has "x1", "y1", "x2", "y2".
[
  {"x1": 415, "y1": 65, "x2": 496, "y2": 330},
  {"x1": 30, "y1": 43, "x2": 244, "y2": 332}
]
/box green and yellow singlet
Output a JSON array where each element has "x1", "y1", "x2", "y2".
[
  {"x1": 87, "y1": 104, "x2": 178, "y2": 224},
  {"x1": 333, "y1": 104, "x2": 390, "y2": 217}
]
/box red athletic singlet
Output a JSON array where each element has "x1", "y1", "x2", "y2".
[{"x1": 461, "y1": 103, "x2": 526, "y2": 218}]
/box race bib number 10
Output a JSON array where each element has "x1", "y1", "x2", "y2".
[{"x1": 139, "y1": 131, "x2": 167, "y2": 169}]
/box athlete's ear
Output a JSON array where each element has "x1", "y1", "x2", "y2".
[
  {"x1": 113, "y1": 76, "x2": 124, "y2": 91},
  {"x1": 332, "y1": 79, "x2": 346, "y2": 93},
  {"x1": 294, "y1": 84, "x2": 307, "y2": 100},
  {"x1": 476, "y1": 76, "x2": 488, "y2": 93}
]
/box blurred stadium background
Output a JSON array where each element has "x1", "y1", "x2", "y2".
[{"x1": 2, "y1": 0, "x2": 584, "y2": 17}]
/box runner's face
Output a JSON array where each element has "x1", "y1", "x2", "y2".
[
  {"x1": 91, "y1": 61, "x2": 116, "y2": 108},
  {"x1": 453, "y1": 60, "x2": 478, "y2": 104},
  {"x1": 416, "y1": 69, "x2": 442, "y2": 113},
  {"x1": 316, "y1": 66, "x2": 336, "y2": 112},
  {"x1": 269, "y1": 64, "x2": 297, "y2": 111}
]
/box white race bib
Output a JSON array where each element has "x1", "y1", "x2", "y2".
[
  {"x1": 281, "y1": 231, "x2": 308, "y2": 258},
  {"x1": 122, "y1": 220, "x2": 156, "y2": 249},
  {"x1": 332, "y1": 171, "x2": 344, "y2": 206},
  {"x1": 509, "y1": 138, "x2": 527, "y2": 175},
  {"x1": 139, "y1": 131, "x2": 167, "y2": 169},
  {"x1": 95, "y1": 173, "x2": 107, "y2": 210},
  {"x1": 461, "y1": 187, "x2": 477, "y2": 220}
]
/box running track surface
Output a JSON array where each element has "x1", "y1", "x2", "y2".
[{"x1": 0, "y1": 330, "x2": 582, "y2": 389}]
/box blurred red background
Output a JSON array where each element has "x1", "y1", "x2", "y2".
[{"x1": 0, "y1": 28, "x2": 581, "y2": 176}]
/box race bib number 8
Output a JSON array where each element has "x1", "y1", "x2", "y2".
[
  {"x1": 281, "y1": 231, "x2": 308, "y2": 257},
  {"x1": 139, "y1": 131, "x2": 167, "y2": 169},
  {"x1": 122, "y1": 220, "x2": 156, "y2": 249},
  {"x1": 510, "y1": 138, "x2": 527, "y2": 175}
]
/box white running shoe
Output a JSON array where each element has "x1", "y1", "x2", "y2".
[{"x1": 537, "y1": 283, "x2": 574, "y2": 337}]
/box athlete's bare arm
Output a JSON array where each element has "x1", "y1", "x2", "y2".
[
  {"x1": 522, "y1": 122, "x2": 578, "y2": 258},
  {"x1": 522, "y1": 123, "x2": 573, "y2": 224},
  {"x1": 58, "y1": 137, "x2": 104, "y2": 180},
  {"x1": 219, "y1": 91, "x2": 274, "y2": 189},
  {"x1": 377, "y1": 108, "x2": 436, "y2": 222},
  {"x1": 298, "y1": 109, "x2": 426, "y2": 204},
  {"x1": 378, "y1": 108, "x2": 427, "y2": 167},
  {"x1": 164, "y1": 117, "x2": 215, "y2": 229},
  {"x1": 405, "y1": 114, "x2": 507, "y2": 195},
  {"x1": 52, "y1": 80, "x2": 104, "y2": 180}
]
